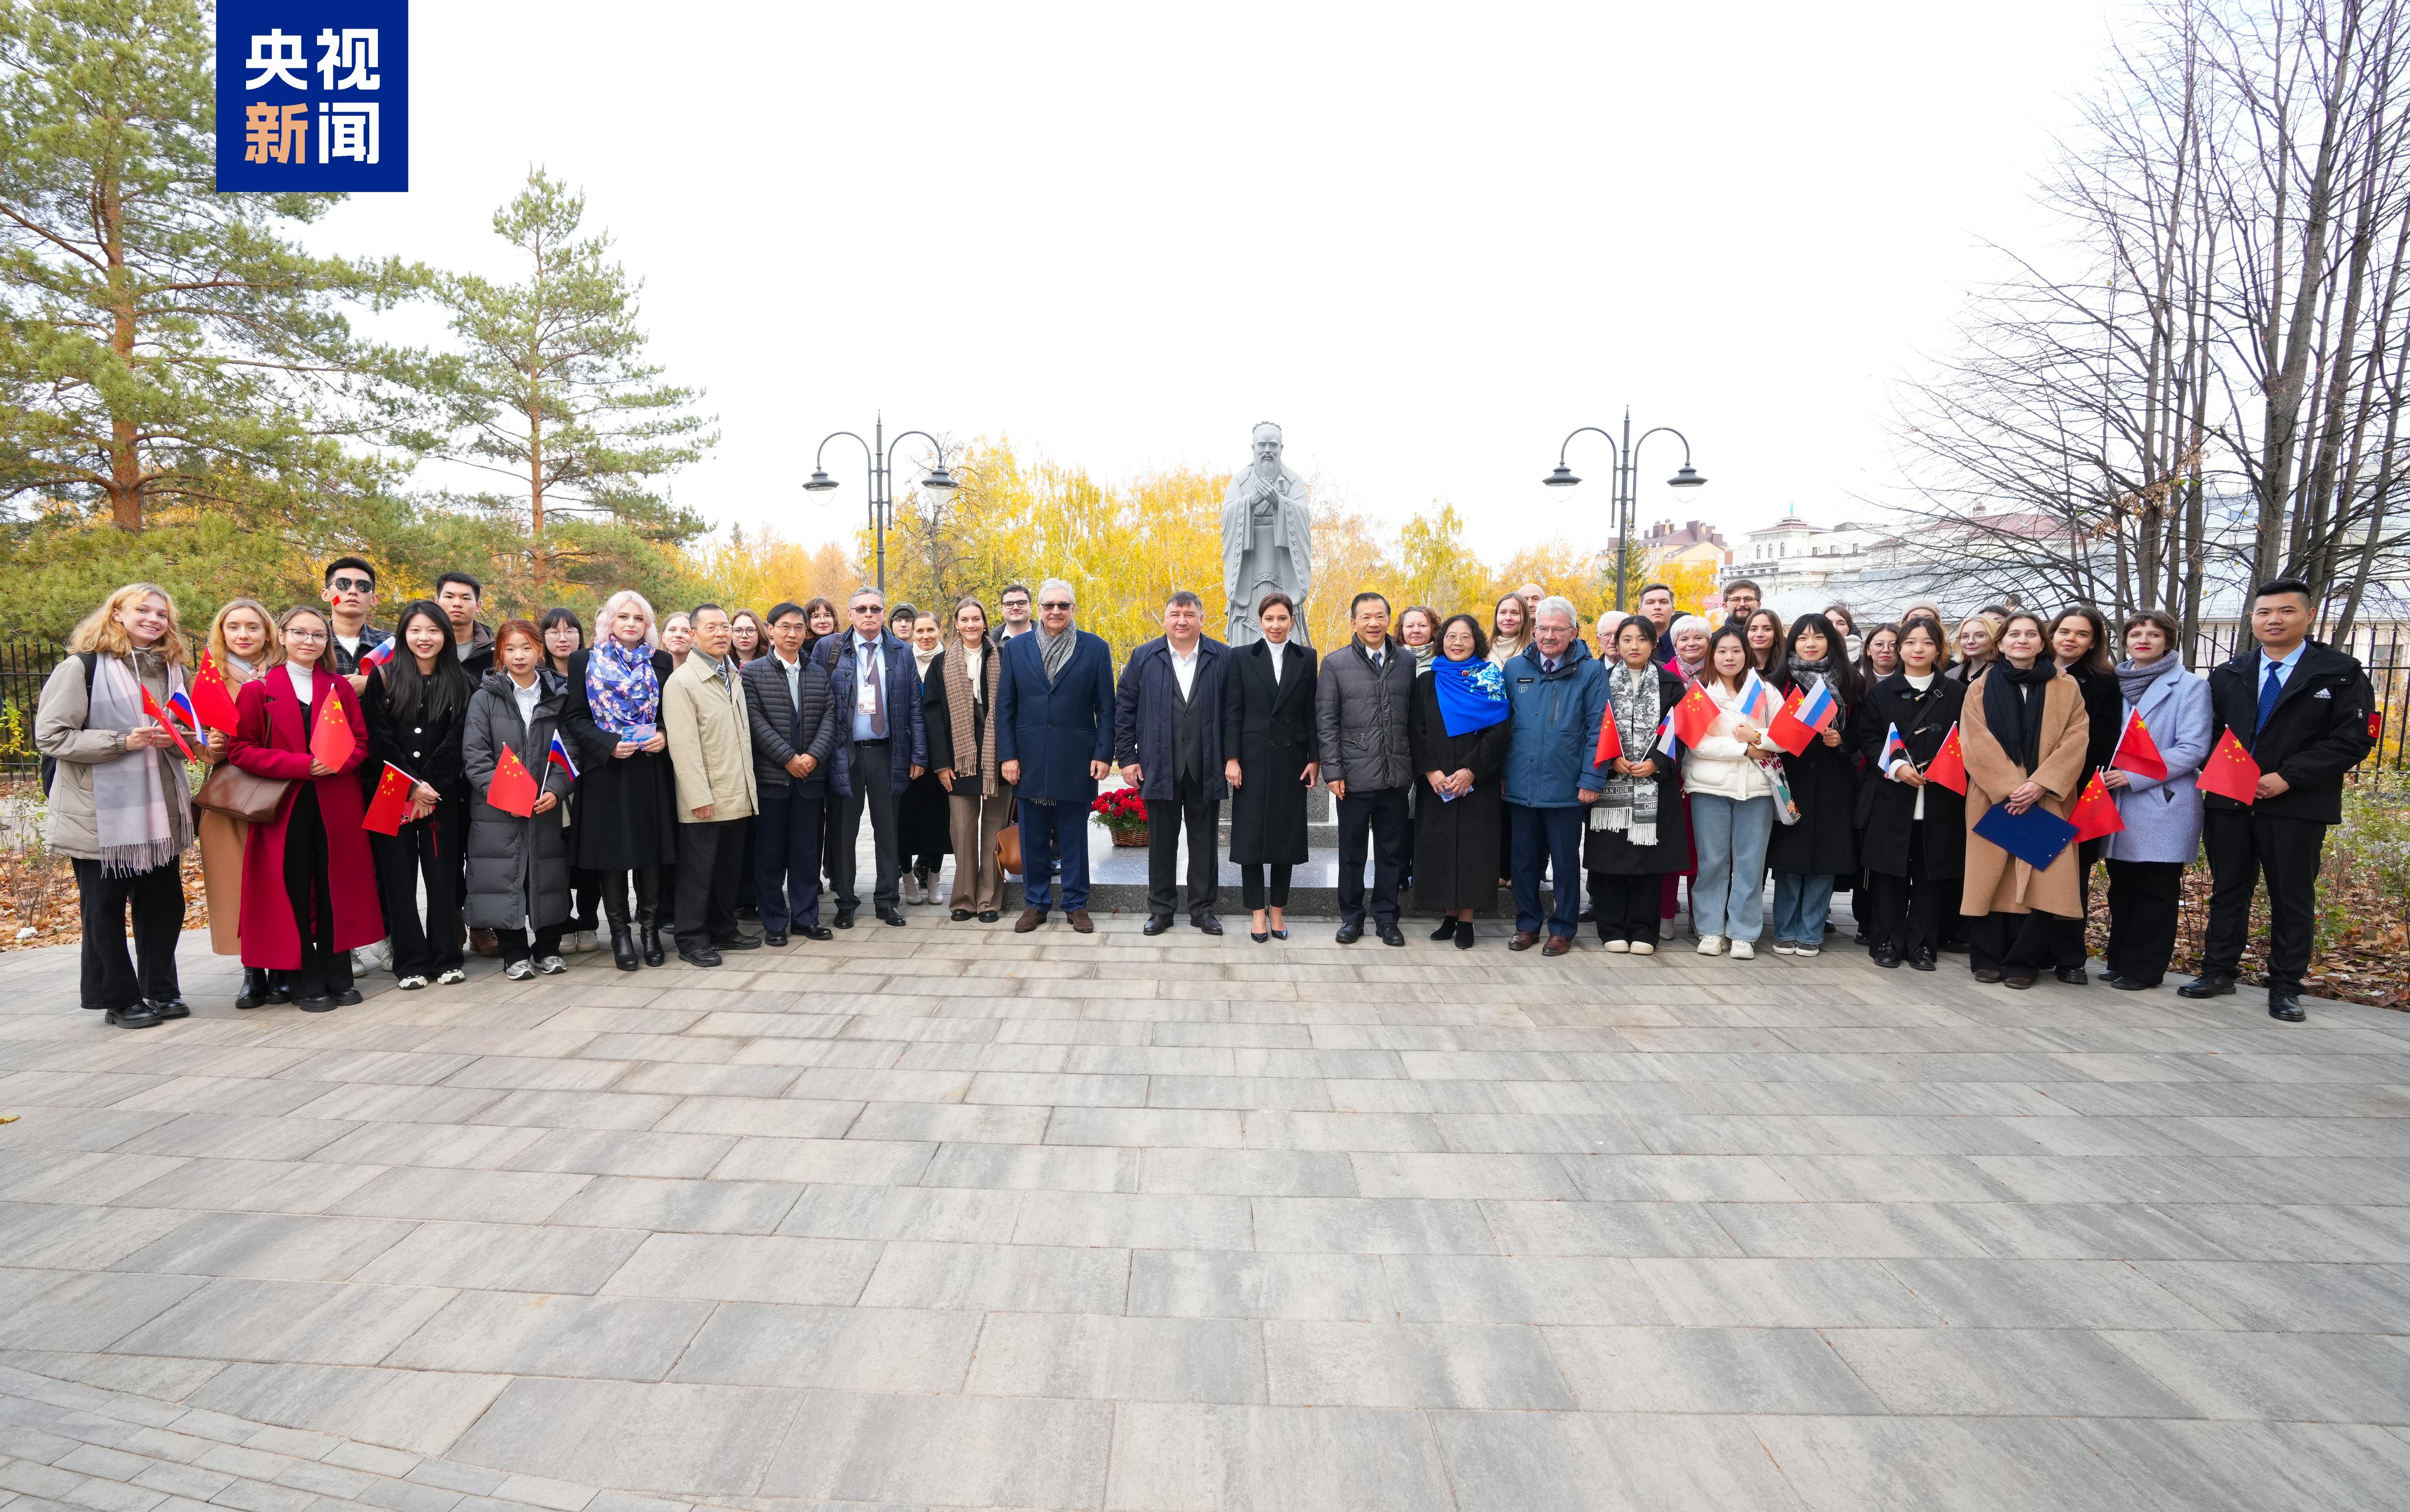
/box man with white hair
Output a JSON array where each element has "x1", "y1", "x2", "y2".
[
  {"x1": 1501, "y1": 595, "x2": 1610, "y2": 956},
  {"x1": 997, "y1": 579, "x2": 1117, "y2": 933}
]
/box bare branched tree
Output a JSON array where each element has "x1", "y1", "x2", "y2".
[{"x1": 1892, "y1": 0, "x2": 2410, "y2": 644}]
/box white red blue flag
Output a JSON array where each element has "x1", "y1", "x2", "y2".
[
  {"x1": 545, "y1": 730, "x2": 579, "y2": 780},
  {"x1": 1736, "y1": 669, "x2": 1775, "y2": 724},
  {"x1": 1795, "y1": 679, "x2": 1838, "y2": 733},
  {"x1": 362, "y1": 638, "x2": 397, "y2": 667},
  {"x1": 1880, "y1": 721, "x2": 1908, "y2": 773}
]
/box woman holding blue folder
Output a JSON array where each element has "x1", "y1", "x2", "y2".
[{"x1": 1958, "y1": 611, "x2": 2091, "y2": 988}]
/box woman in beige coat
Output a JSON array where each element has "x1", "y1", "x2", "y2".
[
  {"x1": 195, "y1": 600, "x2": 278, "y2": 1002},
  {"x1": 1959, "y1": 610, "x2": 2091, "y2": 989}
]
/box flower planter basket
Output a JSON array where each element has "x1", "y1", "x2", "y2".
[{"x1": 1092, "y1": 788, "x2": 1148, "y2": 848}]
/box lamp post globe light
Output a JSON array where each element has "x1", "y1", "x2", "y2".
[
  {"x1": 1543, "y1": 410, "x2": 1706, "y2": 610},
  {"x1": 802, "y1": 414, "x2": 959, "y2": 596}
]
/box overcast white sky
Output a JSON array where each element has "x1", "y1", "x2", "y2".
[{"x1": 309, "y1": 0, "x2": 2124, "y2": 561}]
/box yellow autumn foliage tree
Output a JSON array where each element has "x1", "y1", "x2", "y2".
[{"x1": 703, "y1": 438, "x2": 1728, "y2": 657}]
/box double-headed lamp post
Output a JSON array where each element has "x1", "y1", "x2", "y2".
[
  {"x1": 1542, "y1": 410, "x2": 1706, "y2": 611},
  {"x1": 801, "y1": 415, "x2": 960, "y2": 597}
]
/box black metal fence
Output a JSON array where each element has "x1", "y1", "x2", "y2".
[{"x1": 0, "y1": 635, "x2": 64, "y2": 775}]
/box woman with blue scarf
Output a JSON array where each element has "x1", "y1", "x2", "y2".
[
  {"x1": 560, "y1": 590, "x2": 681, "y2": 970},
  {"x1": 1408, "y1": 614, "x2": 1511, "y2": 948}
]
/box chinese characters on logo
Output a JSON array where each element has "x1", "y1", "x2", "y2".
[{"x1": 239, "y1": 27, "x2": 381, "y2": 166}]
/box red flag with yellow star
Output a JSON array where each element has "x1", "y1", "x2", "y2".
[
  {"x1": 2069, "y1": 769, "x2": 2125, "y2": 842},
  {"x1": 362, "y1": 763, "x2": 416, "y2": 836},
  {"x1": 2196, "y1": 728, "x2": 2262, "y2": 804},
  {"x1": 309, "y1": 689, "x2": 356, "y2": 771}
]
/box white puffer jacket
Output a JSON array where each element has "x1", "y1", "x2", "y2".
[{"x1": 1680, "y1": 680, "x2": 1774, "y2": 802}]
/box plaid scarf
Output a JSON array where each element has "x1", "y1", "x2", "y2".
[
  {"x1": 1038, "y1": 622, "x2": 1077, "y2": 686},
  {"x1": 90, "y1": 651, "x2": 192, "y2": 876},
  {"x1": 1596, "y1": 662, "x2": 1662, "y2": 845}
]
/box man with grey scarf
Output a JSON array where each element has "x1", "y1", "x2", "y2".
[{"x1": 997, "y1": 579, "x2": 1117, "y2": 932}]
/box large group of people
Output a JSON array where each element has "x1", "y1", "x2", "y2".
[{"x1": 35, "y1": 560, "x2": 2374, "y2": 1029}]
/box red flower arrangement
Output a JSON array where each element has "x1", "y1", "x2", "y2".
[{"x1": 1090, "y1": 787, "x2": 1149, "y2": 840}]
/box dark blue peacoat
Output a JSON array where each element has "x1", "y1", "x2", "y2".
[{"x1": 996, "y1": 628, "x2": 1116, "y2": 804}]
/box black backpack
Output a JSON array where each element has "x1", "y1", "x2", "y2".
[{"x1": 37, "y1": 652, "x2": 100, "y2": 798}]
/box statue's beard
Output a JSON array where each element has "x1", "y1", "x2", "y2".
[{"x1": 1254, "y1": 454, "x2": 1279, "y2": 478}]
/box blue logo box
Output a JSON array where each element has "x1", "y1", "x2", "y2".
[{"x1": 216, "y1": 0, "x2": 408, "y2": 192}]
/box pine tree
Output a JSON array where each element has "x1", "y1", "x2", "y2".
[
  {"x1": 0, "y1": 0, "x2": 418, "y2": 533},
  {"x1": 423, "y1": 169, "x2": 716, "y2": 598}
]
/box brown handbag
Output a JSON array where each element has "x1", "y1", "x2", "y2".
[
  {"x1": 993, "y1": 794, "x2": 1021, "y2": 876},
  {"x1": 193, "y1": 759, "x2": 291, "y2": 824}
]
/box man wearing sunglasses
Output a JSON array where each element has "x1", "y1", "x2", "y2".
[{"x1": 321, "y1": 557, "x2": 390, "y2": 697}]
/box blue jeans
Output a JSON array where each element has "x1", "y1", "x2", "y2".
[
  {"x1": 1690, "y1": 794, "x2": 1774, "y2": 942},
  {"x1": 753, "y1": 784, "x2": 823, "y2": 932},
  {"x1": 1510, "y1": 802, "x2": 1585, "y2": 939},
  {"x1": 1770, "y1": 871, "x2": 1834, "y2": 946},
  {"x1": 1019, "y1": 799, "x2": 1092, "y2": 913}
]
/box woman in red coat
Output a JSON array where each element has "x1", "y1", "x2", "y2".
[{"x1": 229, "y1": 604, "x2": 378, "y2": 1010}]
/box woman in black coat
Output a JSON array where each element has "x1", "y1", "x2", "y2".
[
  {"x1": 1766, "y1": 613, "x2": 1859, "y2": 954},
  {"x1": 1409, "y1": 614, "x2": 1510, "y2": 947},
  {"x1": 1221, "y1": 592, "x2": 1318, "y2": 943},
  {"x1": 560, "y1": 591, "x2": 681, "y2": 967},
  {"x1": 1855, "y1": 616, "x2": 1966, "y2": 969},
  {"x1": 361, "y1": 600, "x2": 474, "y2": 989},
  {"x1": 1585, "y1": 616, "x2": 1690, "y2": 951}
]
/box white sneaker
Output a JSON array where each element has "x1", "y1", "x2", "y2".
[
  {"x1": 1730, "y1": 939, "x2": 1756, "y2": 960},
  {"x1": 396, "y1": 975, "x2": 428, "y2": 991},
  {"x1": 1792, "y1": 944, "x2": 1820, "y2": 958},
  {"x1": 1603, "y1": 939, "x2": 1631, "y2": 954},
  {"x1": 353, "y1": 939, "x2": 392, "y2": 973},
  {"x1": 536, "y1": 955, "x2": 569, "y2": 975},
  {"x1": 436, "y1": 968, "x2": 466, "y2": 985},
  {"x1": 571, "y1": 930, "x2": 598, "y2": 953},
  {"x1": 1630, "y1": 940, "x2": 1655, "y2": 956},
  {"x1": 504, "y1": 959, "x2": 535, "y2": 981},
  {"x1": 1772, "y1": 941, "x2": 1798, "y2": 955},
  {"x1": 1696, "y1": 935, "x2": 1726, "y2": 956}
]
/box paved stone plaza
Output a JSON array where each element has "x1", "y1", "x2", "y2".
[{"x1": 1, "y1": 917, "x2": 2407, "y2": 1511}]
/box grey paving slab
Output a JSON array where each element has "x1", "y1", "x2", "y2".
[{"x1": 4, "y1": 916, "x2": 2409, "y2": 1507}]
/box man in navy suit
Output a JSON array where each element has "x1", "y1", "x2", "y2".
[
  {"x1": 825, "y1": 587, "x2": 927, "y2": 927},
  {"x1": 998, "y1": 578, "x2": 1116, "y2": 933}
]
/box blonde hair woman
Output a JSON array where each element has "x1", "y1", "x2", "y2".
[
  {"x1": 196, "y1": 599, "x2": 282, "y2": 1004},
  {"x1": 35, "y1": 584, "x2": 197, "y2": 1029}
]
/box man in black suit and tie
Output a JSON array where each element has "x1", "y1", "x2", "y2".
[{"x1": 2180, "y1": 577, "x2": 2374, "y2": 1021}]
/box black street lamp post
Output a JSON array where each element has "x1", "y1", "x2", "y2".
[
  {"x1": 801, "y1": 414, "x2": 959, "y2": 597},
  {"x1": 1542, "y1": 409, "x2": 1706, "y2": 610}
]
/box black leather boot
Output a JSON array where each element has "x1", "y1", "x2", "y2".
[
  {"x1": 603, "y1": 876, "x2": 641, "y2": 972},
  {"x1": 636, "y1": 867, "x2": 666, "y2": 967},
  {"x1": 234, "y1": 968, "x2": 272, "y2": 1009}
]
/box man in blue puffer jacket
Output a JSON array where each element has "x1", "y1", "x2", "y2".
[{"x1": 1501, "y1": 596, "x2": 1610, "y2": 955}]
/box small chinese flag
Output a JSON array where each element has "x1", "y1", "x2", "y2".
[
  {"x1": 139, "y1": 685, "x2": 196, "y2": 761},
  {"x1": 1924, "y1": 723, "x2": 1969, "y2": 795},
  {"x1": 2110, "y1": 711, "x2": 2169, "y2": 782},
  {"x1": 190, "y1": 652, "x2": 242, "y2": 733},
  {"x1": 1592, "y1": 705, "x2": 1622, "y2": 766},
  {"x1": 1670, "y1": 680, "x2": 1721, "y2": 749},
  {"x1": 2195, "y1": 728, "x2": 2262, "y2": 804},
  {"x1": 362, "y1": 763, "x2": 416, "y2": 836},
  {"x1": 2069, "y1": 769, "x2": 2126, "y2": 842},
  {"x1": 309, "y1": 690, "x2": 356, "y2": 771},
  {"x1": 485, "y1": 744, "x2": 539, "y2": 817}
]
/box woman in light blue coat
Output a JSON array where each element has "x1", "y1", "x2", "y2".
[{"x1": 2099, "y1": 609, "x2": 2213, "y2": 989}]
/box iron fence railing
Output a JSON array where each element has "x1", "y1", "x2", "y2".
[{"x1": 0, "y1": 635, "x2": 66, "y2": 774}]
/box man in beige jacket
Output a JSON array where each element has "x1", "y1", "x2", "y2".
[{"x1": 662, "y1": 604, "x2": 759, "y2": 967}]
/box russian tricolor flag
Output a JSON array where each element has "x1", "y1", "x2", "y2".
[
  {"x1": 1654, "y1": 713, "x2": 1679, "y2": 758},
  {"x1": 1735, "y1": 669, "x2": 1776, "y2": 724},
  {"x1": 166, "y1": 689, "x2": 200, "y2": 731},
  {"x1": 362, "y1": 638, "x2": 398, "y2": 667},
  {"x1": 546, "y1": 730, "x2": 579, "y2": 781},
  {"x1": 1795, "y1": 679, "x2": 1837, "y2": 732},
  {"x1": 1880, "y1": 721, "x2": 1908, "y2": 774}
]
